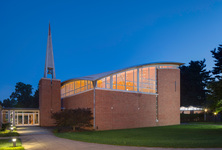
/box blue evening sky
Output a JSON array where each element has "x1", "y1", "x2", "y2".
[{"x1": 1, "y1": 0, "x2": 222, "y2": 101}]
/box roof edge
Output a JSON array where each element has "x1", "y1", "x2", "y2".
[{"x1": 61, "y1": 62, "x2": 184, "y2": 85}]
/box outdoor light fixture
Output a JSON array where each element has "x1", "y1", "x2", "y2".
[
  {"x1": 10, "y1": 127, "x2": 13, "y2": 132},
  {"x1": 12, "y1": 138, "x2": 16, "y2": 147},
  {"x1": 214, "y1": 112, "x2": 217, "y2": 115},
  {"x1": 204, "y1": 108, "x2": 208, "y2": 121}
]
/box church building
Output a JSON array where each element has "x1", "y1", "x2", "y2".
[
  {"x1": 1, "y1": 24, "x2": 183, "y2": 130},
  {"x1": 39, "y1": 24, "x2": 183, "y2": 130}
]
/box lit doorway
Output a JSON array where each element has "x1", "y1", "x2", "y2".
[{"x1": 1, "y1": 108, "x2": 39, "y2": 126}]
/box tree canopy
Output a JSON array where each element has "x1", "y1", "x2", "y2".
[
  {"x1": 51, "y1": 108, "x2": 93, "y2": 131},
  {"x1": 207, "y1": 44, "x2": 222, "y2": 112},
  {"x1": 0, "y1": 82, "x2": 39, "y2": 108},
  {"x1": 180, "y1": 59, "x2": 210, "y2": 106},
  {"x1": 211, "y1": 44, "x2": 222, "y2": 79}
]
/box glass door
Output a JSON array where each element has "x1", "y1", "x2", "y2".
[
  {"x1": 29, "y1": 114, "x2": 34, "y2": 125},
  {"x1": 17, "y1": 113, "x2": 23, "y2": 125},
  {"x1": 24, "y1": 113, "x2": 28, "y2": 125}
]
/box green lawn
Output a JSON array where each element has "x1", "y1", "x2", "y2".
[
  {"x1": 0, "y1": 130, "x2": 19, "y2": 137},
  {"x1": 54, "y1": 124, "x2": 222, "y2": 148},
  {"x1": 0, "y1": 139, "x2": 24, "y2": 150},
  {"x1": 188, "y1": 122, "x2": 222, "y2": 125}
]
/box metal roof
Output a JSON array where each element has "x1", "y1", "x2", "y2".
[{"x1": 62, "y1": 62, "x2": 184, "y2": 85}]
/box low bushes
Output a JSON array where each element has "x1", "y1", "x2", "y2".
[
  {"x1": 180, "y1": 113, "x2": 204, "y2": 123},
  {"x1": 1, "y1": 123, "x2": 11, "y2": 131}
]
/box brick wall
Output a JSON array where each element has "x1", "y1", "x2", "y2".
[
  {"x1": 157, "y1": 69, "x2": 180, "y2": 126},
  {"x1": 63, "y1": 90, "x2": 94, "y2": 110},
  {"x1": 62, "y1": 90, "x2": 94, "y2": 129},
  {"x1": 95, "y1": 89, "x2": 156, "y2": 130},
  {"x1": 39, "y1": 78, "x2": 61, "y2": 126},
  {"x1": 61, "y1": 68, "x2": 181, "y2": 130}
]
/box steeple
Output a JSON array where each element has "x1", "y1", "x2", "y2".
[{"x1": 44, "y1": 22, "x2": 56, "y2": 79}]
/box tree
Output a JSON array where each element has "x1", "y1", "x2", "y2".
[
  {"x1": 1, "y1": 98, "x2": 16, "y2": 107},
  {"x1": 51, "y1": 108, "x2": 93, "y2": 131},
  {"x1": 31, "y1": 88, "x2": 39, "y2": 108},
  {"x1": 180, "y1": 59, "x2": 210, "y2": 106},
  {"x1": 207, "y1": 80, "x2": 222, "y2": 111},
  {"x1": 10, "y1": 82, "x2": 33, "y2": 108},
  {"x1": 211, "y1": 44, "x2": 222, "y2": 79},
  {"x1": 0, "y1": 82, "x2": 39, "y2": 108},
  {"x1": 207, "y1": 44, "x2": 222, "y2": 111}
]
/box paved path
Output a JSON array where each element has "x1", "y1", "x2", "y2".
[{"x1": 17, "y1": 126, "x2": 222, "y2": 150}]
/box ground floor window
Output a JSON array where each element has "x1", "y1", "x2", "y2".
[{"x1": 1, "y1": 109, "x2": 39, "y2": 126}]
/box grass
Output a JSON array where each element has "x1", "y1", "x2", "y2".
[
  {"x1": 0, "y1": 139, "x2": 24, "y2": 150},
  {"x1": 0, "y1": 130, "x2": 19, "y2": 137},
  {"x1": 188, "y1": 122, "x2": 222, "y2": 125},
  {"x1": 54, "y1": 124, "x2": 222, "y2": 148}
]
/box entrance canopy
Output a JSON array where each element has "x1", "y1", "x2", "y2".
[{"x1": 1, "y1": 108, "x2": 39, "y2": 126}]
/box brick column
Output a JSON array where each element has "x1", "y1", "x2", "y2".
[
  {"x1": 157, "y1": 69, "x2": 180, "y2": 126},
  {"x1": 39, "y1": 78, "x2": 61, "y2": 126}
]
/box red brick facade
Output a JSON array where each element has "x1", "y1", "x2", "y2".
[
  {"x1": 95, "y1": 90, "x2": 156, "y2": 130},
  {"x1": 62, "y1": 68, "x2": 180, "y2": 130},
  {"x1": 40, "y1": 68, "x2": 180, "y2": 129},
  {"x1": 63, "y1": 90, "x2": 94, "y2": 110},
  {"x1": 157, "y1": 69, "x2": 180, "y2": 126},
  {"x1": 39, "y1": 78, "x2": 61, "y2": 126}
]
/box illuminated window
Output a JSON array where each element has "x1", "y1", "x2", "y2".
[
  {"x1": 97, "y1": 78, "x2": 105, "y2": 88},
  {"x1": 139, "y1": 67, "x2": 156, "y2": 93},
  {"x1": 97, "y1": 77, "x2": 110, "y2": 89},
  {"x1": 62, "y1": 64, "x2": 180, "y2": 97},
  {"x1": 117, "y1": 72, "x2": 125, "y2": 90},
  {"x1": 106, "y1": 76, "x2": 110, "y2": 89},
  {"x1": 61, "y1": 80, "x2": 93, "y2": 98},
  {"x1": 126, "y1": 70, "x2": 135, "y2": 91},
  {"x1": 158, "y1": 65, "x2": 178, "y2": 69},
  {"x1": 113, "y1": 75, "x2": 117, "y2": 89}
]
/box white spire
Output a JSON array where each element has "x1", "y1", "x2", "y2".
[{"x1": 44, "y1": 22, "x2": 56, "y2": 79}]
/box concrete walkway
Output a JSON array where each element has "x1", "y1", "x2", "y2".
[{"x1": 17, "y1": 126, "x2": 222, "y2": 150}]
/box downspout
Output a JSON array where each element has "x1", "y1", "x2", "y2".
[
  {"x1": 92, "y1": 81, "x2": 97, "y2": 129},
  {"x1": 156, "y1": 67, "x2": 159, "y2": 123}
]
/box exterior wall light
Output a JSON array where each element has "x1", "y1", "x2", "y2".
[
  {"x1": 204, "y1": 109, "x2": 207, "y2": 112},
  {"x1": 12, "y1": 138, "x2": 16, "y2": 147},
  {"x1": 214, "y1": 112, "x2": 217, "y2": 115}
]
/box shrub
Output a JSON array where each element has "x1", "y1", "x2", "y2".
[
  {"x1": 51, "y1": 108, "x2": 93, "y2": 132},
  {"x1": 1, "y1": 123, "x2": 11, "y2": 131},
  {"x1": 180, "y1": 113, "x2": 204, "y2": 123}
]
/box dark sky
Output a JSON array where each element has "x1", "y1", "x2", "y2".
[{"x1": 1, "y1": 0, "x2": 222, "y2": 101}]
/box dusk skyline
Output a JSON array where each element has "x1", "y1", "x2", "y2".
[{"x1": 1, "y1": 0, "x2": 222, "y2": 101}]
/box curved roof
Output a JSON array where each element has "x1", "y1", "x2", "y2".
[{"x1": 62, "y1": 62, "x2": 184, "y2": 85}]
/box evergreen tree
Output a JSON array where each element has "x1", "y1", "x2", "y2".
[
  {"x1": 211, "y1": 44, "x2": 222, "y2": 79},
  {"x1": 180, "y1": 59, "x2": 210, "y2": 106},
  {"x1": 207, "y1": 44, "x2": 222, "y2": 111}
]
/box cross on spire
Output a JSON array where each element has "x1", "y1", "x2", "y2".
[{"x1": 44, "y1": 22, "x2": 56, "y2": 79}]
